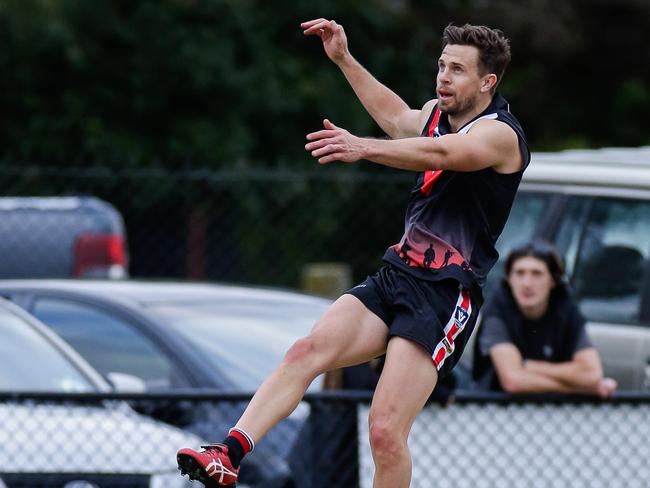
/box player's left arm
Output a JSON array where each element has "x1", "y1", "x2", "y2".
[{"x1": 305, "y1": 117, "x2": 523, "y2": 174}]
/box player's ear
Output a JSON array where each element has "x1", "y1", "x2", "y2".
[{"x1": 480, "y1": 73, "x2": 497, "y2": 93}]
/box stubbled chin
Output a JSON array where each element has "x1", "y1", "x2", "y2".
[{"x1": 439, "y1": 100, "x2": 457, "y2": 114}]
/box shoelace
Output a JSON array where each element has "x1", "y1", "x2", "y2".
[{"x1": 201, "y1": 444, "x2": 225, "y2": 453}]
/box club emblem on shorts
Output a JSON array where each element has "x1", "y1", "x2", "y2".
[{"x1": 454, "y1": 305, "x2": 469, "y2": 327}]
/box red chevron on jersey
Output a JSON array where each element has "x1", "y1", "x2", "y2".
[
  {"x1": 421, "y1": 169, "x2": 443, "y2": 196},
  {"x1": 421, "y1": 106, "x2": 443, "y2": 196},
  {"x1": 427, "y1": 106, "x2": 441, "y2": 137}
]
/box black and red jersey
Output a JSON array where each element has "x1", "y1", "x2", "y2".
[{"x1": 383, "y1": 93, "x2": 530, "y2": 302}]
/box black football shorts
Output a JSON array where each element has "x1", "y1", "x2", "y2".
[{"x1": 345, "y1": 265, "x2": 479, "y2": 377}]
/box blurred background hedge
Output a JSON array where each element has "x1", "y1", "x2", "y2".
[
  {"x1": 1, "y1": 0, "x2": 648, "y2": 170},
  {"x1": 1, "y1": 0, "x2": 649, "y2": 287}
]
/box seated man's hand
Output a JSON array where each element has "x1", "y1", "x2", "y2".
[{"x1": 596, "y1": 377, "x2": 618, "y2": 398}]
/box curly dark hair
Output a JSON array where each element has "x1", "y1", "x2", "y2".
[{"x1": 442, "y1": 24, "x2": 511, "y2": 91}]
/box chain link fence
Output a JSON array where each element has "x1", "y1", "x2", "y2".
[
  {"x1": 1, "y1": 391, "x2": 649, "y2": 488},
  {"x1": 0, "y1": 165, "x2": 413, "y2": 288},
  {"x1": 359, "y1": 393, "x2": 650, "y2": 488}
]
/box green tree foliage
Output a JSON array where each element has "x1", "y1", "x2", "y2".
[{"x1": 0, "y1": 0, "x2": 648, "y2": 168}]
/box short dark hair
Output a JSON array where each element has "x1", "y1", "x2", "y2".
[
  {"x1": 504, "y1": 239, "x2": 567, "y2": 294},
  {"x1": 442, "y1": 23, "x2": 511, "y2": 90}
]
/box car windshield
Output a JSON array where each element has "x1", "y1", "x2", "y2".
[
  {"x1": 0, "y1": 307, "x2": 95, "y2": 392},
  {"x1": 146, "y1": 298, "x2": 329, "y2": 391},
  {"x1": 484, "y1": 191, "x2": 552, "y2": 297}
]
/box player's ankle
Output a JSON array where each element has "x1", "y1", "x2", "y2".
[{"x1": 223, "y1": 427, "x2": 255, "y2": 468}]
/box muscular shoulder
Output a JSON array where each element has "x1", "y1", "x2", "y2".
[{"x1": 466, "y1": 118, "x2": 523, "y2": 174}]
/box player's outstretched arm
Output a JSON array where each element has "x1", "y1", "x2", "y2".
[
  {"x1": 305, "y1": 117, "x2": 522, "y2": 174},
  {"x1": 301, "y1": 18, "x2": 423, "y2": 139}
]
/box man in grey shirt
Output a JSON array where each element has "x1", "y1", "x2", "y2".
[{"x1": 473, "y1": 240, "x2": 617, "y2": 396}]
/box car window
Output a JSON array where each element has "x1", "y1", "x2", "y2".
[
  {"x1": 147, "y1": 300, "x2": 328, "y2": 391},
  {"x1": 0, "y1": 307, "x2": 95, "y2": 392},
  {"x1": 554, "y1": 197, "x2": 592, "y2": 277},
  {"x1": 32, "y1": 298, "x2": 176, "y2": 389},
  {"x1": 570, "y1": 198, "x2": 650, "y2": 324},
  {"x1": 485, "y1": 191, "x2": 552, "y2": 296}
]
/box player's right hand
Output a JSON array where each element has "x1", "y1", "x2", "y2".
[{"x1": 301, "y1": 18, "x2": 350, "y2": 64}]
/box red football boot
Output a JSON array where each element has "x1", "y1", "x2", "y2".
[{"x1": 177, "y1": 444, "x2": 239, "y2": 487}]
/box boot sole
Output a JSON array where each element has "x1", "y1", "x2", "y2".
[{"x1": 177, "y1": 453, "x2": 236, "y2": 488}]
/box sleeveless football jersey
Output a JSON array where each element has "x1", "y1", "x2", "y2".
[{"x1": 383, "y1": 93, "x2": 530, "y2": 301}]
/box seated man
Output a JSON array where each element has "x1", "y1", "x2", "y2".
[{"x1": 473, "y1": 240, "x2": 617, "y2": 397}]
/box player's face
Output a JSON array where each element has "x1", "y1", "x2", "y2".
[
  {"x1": 507, "y1": 256, "x2": 555, "y2": 317},
  {"x1": 436, "y1": 44, "x2": 486, "y2": 116}
]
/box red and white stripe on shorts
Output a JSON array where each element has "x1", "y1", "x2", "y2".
[{"x1": 432, "y1": 286, "x2": 472, "y2": 370}]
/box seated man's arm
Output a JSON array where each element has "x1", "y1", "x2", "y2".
[
  {"x1": 525, "y1": 348, "x2": 608, "y2": 393},
  {"x1": 489, "y1": 343, "x2": 571, "y2": 394},
  {"x1": 525, "y1": 309, "x2": 617, "y2": 397}
]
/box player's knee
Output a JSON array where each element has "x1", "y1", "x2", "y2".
[
  {"x1": 283, "y1": 337, "x2": 316, "y2": 367},
  {"x1": 368, "y1": 412, "x2": 403, "y2": 464}
]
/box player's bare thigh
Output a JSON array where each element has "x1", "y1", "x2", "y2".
[
  {"x1": 371, "y1": 336, "x2": 438, "y2": 433},
  {"x1": 304, "y1": 293, "x2": 389, "y2": 371}
]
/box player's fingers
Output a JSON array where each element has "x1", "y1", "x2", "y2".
[
  {"x1": 318, "y1": 153, "x2": 345, "y2": 164},
  {"x1": 306, "y1": 129, "x2": 338, "y2": 141},
  {"x1": 300, "y1": 18, "x2": 328, "y2": 29},
  {"x1": 305, "y1": 137, "x2": 336, "y2": 152},
  {"x1": 303, "y1": 20, "x2": 331, "y2": 36},
  {"x1": 323, "y1": 118, "x2": 338, "y2": 130},
  {"x1": 329, "y1": 21, "x2": 344, "y2": 35},
  {"x1": 311, "y1": 143, "x2": 341, "y2": 158}
]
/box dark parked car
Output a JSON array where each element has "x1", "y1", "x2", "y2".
[
  {"x1": 0, "y1": 196, "x2": 128, "y2": 279},
  {"x1": 0, "y1": 280, "x2": 331, "y2": 487},
  {"x1": 0, "y1": 296, "x2": 203, "y2": 488}
]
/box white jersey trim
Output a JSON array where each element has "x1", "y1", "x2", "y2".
[{"x1": 458, "y1": 113, "x2": 498, "y2": 135}]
